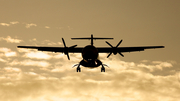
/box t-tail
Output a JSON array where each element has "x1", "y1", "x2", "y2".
[{"x1": 71, "y1": 34, "x2": 113, "y2": 45}]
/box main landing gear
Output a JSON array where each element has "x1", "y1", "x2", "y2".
[
  {"x1": 73, "y1": 64, "x2": 81, "y2": 72},
  {"x1": 101, "y1": 65, "x2": 105, "y2": 72},
  {"x1": 77, "y1": 66, "x2": 81, "y2": 72},
  {"x1": 75, "y1": 64, "x2": 81, "y2": 72},
  {"x1": 73, "y1": 62, "x2": 108, "y2": 72},
  {"x1": 101, "y1": 64, "x2": 108, "y2": 72}
]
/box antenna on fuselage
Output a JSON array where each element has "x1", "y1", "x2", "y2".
[{"x1": 71, "y1": 34, "x2": 113, "y2": 45}]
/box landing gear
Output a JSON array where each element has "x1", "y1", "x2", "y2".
[
  {"x1": 77, "y1": 67, "x2": 81, "y2": 72},
  {"x1": 101, "y1": 65, "x2": 105, "y2": 72},
  {"x1": 76, "y1": 63, "x2": 81, "y2": 72},
  {"x1": 73, "y1": 60, "x2": 108, "y2": 72},
  {"x1": 72, "y1": 63, "x2": 81, "y2": 72}
]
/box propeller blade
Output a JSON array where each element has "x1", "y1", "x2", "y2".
[
  {"x1": 107, "y1": 52, "x2": 112, "y2": 58},
  {"x1": 106, "y1": 41, "x2": 113, "y2": 48},
  {"x1": 67, "y1": 53, "x2": 70, "y2": 60},
  {"x1": 118, "y1": 52, "x2": 124, "y2": 57},
  {"x1": 116, "y1": 40, "x2": 123, "y2": 48},
  {"x1": 62, "y1": 38, "x2": 66, "y2": 47},
  {"x1": 69, "y1": 45, "x2": 77, "y2": 48}
]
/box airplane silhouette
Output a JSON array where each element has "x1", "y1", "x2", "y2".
[{"x1": 17, "y1": 34, "x2": 164, "y2": 72}]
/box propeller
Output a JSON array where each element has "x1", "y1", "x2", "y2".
[
  {"x1": 105, "y1": 40, "x2": 124, "y2": 58},
  {"x1": 62, "y1": 38, "x2": 77, "y2": 60}
]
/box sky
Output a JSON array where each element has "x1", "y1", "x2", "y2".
[{"x1": 0, "y1": 0, "x2": 180, "y2": 101}]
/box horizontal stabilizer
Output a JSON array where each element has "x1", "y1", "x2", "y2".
[
  {"x1": 71, "y1": 34, "x2": 113, "y2": 45},
  {"x1": 71, "y1": 37, "x2": 113, "y2": 40}
]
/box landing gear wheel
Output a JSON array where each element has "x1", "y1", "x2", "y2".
[{"x1": 77, "y1": 67, "x2": 81, "y2": 72}]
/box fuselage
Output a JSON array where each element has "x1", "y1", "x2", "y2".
[{"x1": 80, "y1": 45, "x2": 102, "y2": 68}]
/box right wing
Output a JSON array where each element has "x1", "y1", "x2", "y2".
[
  {"x1": 97, "y1": 46, "x2": 164, "y2": 58},
  {"x1": 97, "y1": 46, "x2": 165, "y2": 53}
]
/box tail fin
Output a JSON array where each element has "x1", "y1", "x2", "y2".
[{"x1": 71, "y1": 34, "x2": 113, "y2": 45}]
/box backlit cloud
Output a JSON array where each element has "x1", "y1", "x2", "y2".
[
  {"x1": 10, "y1": 21, "x2": 19, "y2": 25},
  {"x1": 0, "y1": 23, "x2": 10, "y2": 26},
  {"x1": 0, "y1": 21, "x2": 19, "y2": 27},
  {"x1": 25, "y1": 23, "x2": 37, "y2": 28},
  {"x1": 5, "y1": 51, "x2": 16, "y2": 57},
  {"x1": 0, "y1": 47, "x2": 11, "y2": 52},
  {"x1": 0, "y1": 58, "x2": 6, "y2": 62},
  {"x1": 43, "y1": 40, "x2": 62, "y2": 45},
  {"x1": 29, "y1": 38, "x2": 62, "y2": 46},
  {"x1": 0, "y1": 47, "x2": 17, "y2": 57},
  {"x1": 0, "y1": 21, "x2": 66, "y2": 30},
  {"x1": 0, "y1": 36, "x2": 23, "y2": 43},
  {"x1": 0, "y1": 37, "x2": 178, "y2": 101},
  {"x1": 45, "y1": 26, "x2": 50, "y2": 29},
  {"x1": 0, "y1": 63, "x2": 179, "y2": 101},
  {"x1": 3, "y1": 67, "x2": 21, "y2": 72},
  {"x1": 9, "y1": 59, "x2": 50, "y2": 67},
  {"x1": 23, "y1": 51, "x2": 52, "y2": 60}
]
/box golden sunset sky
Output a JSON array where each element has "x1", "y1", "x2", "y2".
[{"x1": 0, "y1": 0, "x2": 180, "y2": 101}]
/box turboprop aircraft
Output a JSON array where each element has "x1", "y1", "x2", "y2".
[{"x1": 17, "y1": 34, "x2": 164, "y2": 72}]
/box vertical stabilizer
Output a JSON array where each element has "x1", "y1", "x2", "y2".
[{"x1": 91, "y1": 34, "x2": 93, "y2": 45}]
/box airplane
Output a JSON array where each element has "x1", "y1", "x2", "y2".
[{"x1": 17, "y1": 34, "x2": 164, "y2": 72}]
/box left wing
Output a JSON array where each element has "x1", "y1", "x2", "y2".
[
  {"x1": 17, "y1": 46, "x2": 83, "y2": 60},
  {"x1": 17, "y1": 38, "x2": 83, "y2": 60},
  {"x1": 17, "y1": 46, "x2": 83, "y2": 53}
]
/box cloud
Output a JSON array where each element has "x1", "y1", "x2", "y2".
[
  {"x1": 23, "y1": 51, "x2": 52, "y2": 60},
  {"x1": 45, "y1": 26, "x2": 50, "y2": 29},
  {"x1": 0, "y1": 58, "x2": 7, "y2": 62},
  {"x1": 0, "y1": 23, "x2": 10, "y2": 26},
  {"x1": 42, "y1": 40, "x2": 62, "y2": 45},
  {"x1": 9, "y1": 59, "x2": 50, "y2": 67},
  {"x1": 25, "y1": 23, "x2": 37, "y2": 28},
  {"x1": 3, "y1": 67, "x2": 21, "y2": 72},
  {"x1": 0, "y1": 65, "x2": 180, "y2": 101},
  {"x1": 29, "y1": 38, "x2": 62, "y2": 46},
  {"x1": 0, "y1": 47, "x2": 11, "y2": 52},
  {"x1": 10, "y1": 21, "x2": 19, "y2": 25},
  {"x1": 0, "y1": 36, "x2": 23, "y2": 43},
  {"x1": 0, "y1": 21, "x2": 19, "y2": 26},
  {"x1": 5, "y1": 51, "x2": 17, "y2": 57},
  {"x1": 0, "y1": 21, "x2": 67, "y2": 30},
  {"x1": 0, "y1": 47, "x2": 17, "y2": 57},
  {"x1": 0, "y1": 38, "x2": 179, "y2": 101},
  {"x1": 0, "y1": 21, "x2": 37, "y2": 29}
]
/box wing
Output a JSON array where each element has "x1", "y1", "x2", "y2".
[
  {"x1": 17, "y1": 46, "x2": 83, "y2": 53},
  {"x1": 97, "y1": 46, "x2": 165, "y2": 53}
]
